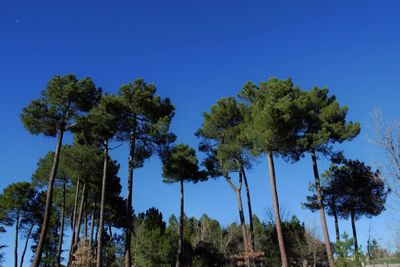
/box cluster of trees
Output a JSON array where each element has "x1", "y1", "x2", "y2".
[{"x1": 0, "y1": 74, "x2": 390, "y2": 266}]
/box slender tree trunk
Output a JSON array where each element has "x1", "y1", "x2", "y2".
[
  {"x1": 333, "y1": 211, "x2": 340, "y2": 245},
  {"x1": 351, "y1": 211, "x2": 359, "y2": 262},
  {"x1": 125, "y1": 133, "x2": 135, "y2": 267},
  {"x1": 176, "y1": 179, "x2": 185, "y2": 267},
  {"x1": 95, "y1": 213, "x2": 100, "y2": 244},
  {"x1": 224, "y1": 173, "x2": 250, "y2": 267},
  {"x1": 89, "y1": 203, "x2": 95, "y2": 248},
  {"x1": 68, "y1": 177, "x2": 80, "y2": 264},
  {"x1": 84, "y1": 196, "x2": 88, "y2": 240},
  {"x1": 311, "y1": 149, "x2": 335, "y2": 267},
  {"x1": 56, "y1": 180, "x2": 66, "y2": 267},
  {"x1": 32, "y1": 130, "x2": 64, "y2": 267},
  {"x1": 14, "y1": 210, "x2": 19, "y2": 267},
  {"x1": 96, "y1": 141, "x2": 109, "y2": 267},
  {"x1": 267, "y1": 151, "x2": 289, "y2": 267},
  {"x1": 75, "y1": 181, "x2": 87, "y2": 249},
  {"x1": 20, "y1": 224, "x2": 34, "y2": 267},
  {"x1": 241, "y1": 165, "x2": 255, "y2": 251},
  {"x1": 109, "y1": 223, "x2": 113, "y2": 242}
]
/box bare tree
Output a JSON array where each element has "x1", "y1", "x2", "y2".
[{"x1": 370, "y1": 107, "x2": 400, "y2": 199}]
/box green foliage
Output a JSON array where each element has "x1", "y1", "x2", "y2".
[
  {"x1": 336, "y1": 232, "x2": 355, "y2": 266},
  {"x1": 332, "y1": 160, "x2": 388, "y2": 219},
  {"x1": 239, "y1": 78, "x2": 303, "y2": 159},
  {"x1": 0, "y1": 182, "x2": 36, "y2": 224},
  {"x1": 118, "y1": 78, "x2": 175, "y2": 168},
  {"x1": 75, "y1": 93, "x2": 125, "y2": 146},
  {"x1": 21, "y1": 74, "x2": 101, "y2": 137},
  {"x1": 162, "y1": 144, "x2": 207, "y2": 184},
  {"x1": 297, "y1": 87, "x2": 361, "y2": 155},
  {"x1": 131, "y1": 208, "x2": 173, "y2": 266},
  {"x1": 197, "y1": 97, "x2": 252, "y2": 178}
]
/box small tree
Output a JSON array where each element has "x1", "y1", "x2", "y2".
[
  {"x1": 331, "y1": 160, "x2": 388, "y2": 262},
  {"x1": 0, "y1": 182, "x2": 36, "y2": 267},
  {"x1": 21, "y1": 74, "x2": 101, "y2": 267},
  {"x1": 162, "y1": 144, "x2": 207, "y2": 267}
]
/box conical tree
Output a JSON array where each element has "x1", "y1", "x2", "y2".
[
  {"x1": 75, "y1": 93, "x2": 125, "y2": 267},
  {"x1": 162, "y1": 144, "x2": 207, "y2": 267},
  {"x1": 20, "y1": 74, "x2": 101, "y2": 267},
  {"x1": 297, "y1": 87, "x2": 360, "y2": 266},
  {"x1": 117, "y1": 78, "x2": 175, "y2": 267},
  {"x1": 239, "y1": 78, "x2": 303, "y2": 267}
]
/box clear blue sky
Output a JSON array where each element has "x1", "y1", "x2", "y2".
[{"x1": 1, "y1": 1, "x2": 400, "y2": 265}]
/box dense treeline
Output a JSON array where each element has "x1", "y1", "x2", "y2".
[{"x1": 0, "y1": 74, "x2": 391, "y2": 266}]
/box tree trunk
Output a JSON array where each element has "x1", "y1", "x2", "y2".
[
  {"x1": 351, "y1": 211, "x2": 359, "y2": 262},
  {"x1": 32, "y1": 130, "x2": 64, "y2": 267},
  {"x1": 311, "y1": 149, "x2": 335, "y2": 267},
  {"x1": 176, "y1": 179, "x2": 185, "y2": 267},
  {"x1": 89, "y1": 203, "x2": 95, "y2": 248},
  {"x1": 224, "y1": 173, "x2": 250, "y2": 267},
  {"x1": 96, "y1": 141, "x2": 109, "y2": 267},
  {"x1": 68, "y1": 177, "x2": 80, "y2": 264},
  {"x1": 333, "y1": 210, "x2": 340, "y2": 245},
  {"x1": 20, "y1": 224, "x2": 34, "y2": 267},
  {"x1": 241, "y1": 165, "x2": 255, "y2": 251},
  {"x1": 267, "y1": 151, "x2": 289, "y2": 267},
  {"x1": 84, "y1": 195, "x2": 88, "y2": 240},
  {"x1": 56, "y1": 180, "x2": 66, "y2": 267},
  {"x1": 125, "y1": 134, "x2": 135, "y2": 267},
  {"x1": 14, "y1": 210, "x2": 19, "y2": 267},
  {"x1": 75, "y1": 181, "x2": 87, "y2": 249}
]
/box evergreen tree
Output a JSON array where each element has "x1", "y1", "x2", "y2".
[
  {"x1": 196, "y1": 97, "x2": 252, "y2": 264},
  {"x1": 238, "y1": 78, "x2": 304, "y2": 267},
  {"x1": 75, "y1": 93, "x2": 125, "y2": 267},
  {"x1": 0, "y1": 182, "x2": 36, "y2": 267},
  {"x1": 117, "y1": 78, "x2": 175, "y2": 267},
  {"x1": 20, "y1": 74, "x2": 101, "y2": 267},
  {"x1": 162, "y1": 144, "x2": 207, "y2": 267},
  {"x1": 304, "y1": 164, "x2": 345, "y2": 245},
  {"x1": 329, "y1": 160, "x2": 388, "y2": 262},
  {"x1": 297, "y1": 87, "x2": 361, "y2": 266}
]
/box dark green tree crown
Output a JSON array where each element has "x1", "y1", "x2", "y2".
[
  {"x1": 297, "y1": 87, "x2": 361, "y2": 155},
  {"x1": 74, "y1": 93, "x2": 125, "y2": 146},
  {"x1": 21, "y1": 74, "x2": 102, "y2": 136},
  {"x1": 118, "y1": 78, "x2": 176, "y2": 168},
  {"x1": 238, "y1": 77, "x2": 304, "y2": 161},
  {"x1": 162, "y1": 144, "x2": 207, "y2": 183}
]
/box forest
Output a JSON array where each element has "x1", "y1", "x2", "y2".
[{"x1": 0, "y1": 74, "x2": 395, "y2": 267}]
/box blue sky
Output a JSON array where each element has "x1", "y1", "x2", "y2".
[{"x1": 1, "y1": 0, "x2": 400, "y2": 265}]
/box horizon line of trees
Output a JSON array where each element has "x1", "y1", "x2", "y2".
[{"x1": 0, "y1": 74, "x2": 390, "y2": 267}]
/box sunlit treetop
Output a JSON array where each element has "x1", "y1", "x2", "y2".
[{"x1": 21, "y1": 74, "x2": 102, "y2": 137}]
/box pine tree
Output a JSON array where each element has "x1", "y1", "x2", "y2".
[
  {"x1": 197, "y1": 97, "x2": 252, "y2": 265},
  {"x1": 21, "y1": 74, "x2": 101, "y2": 267},
  {"x1": 0, "y1": 182, "x2": 36, "y2": 267},
  {"x1": 75, "y1": 93, "x2": 125, "y2": 267},
  {"x1": 297, "y1": 87, "x2": 361, "y2": 266},
  {"x1": 238, "y1": 78, "x2": 304, "y2": 267},
  {"x1": 117, "y1": 78, "x2": 175, "y2": 267},
  {"x1": 162, "y1": 144, "x2": 207, "y2": 267}
]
